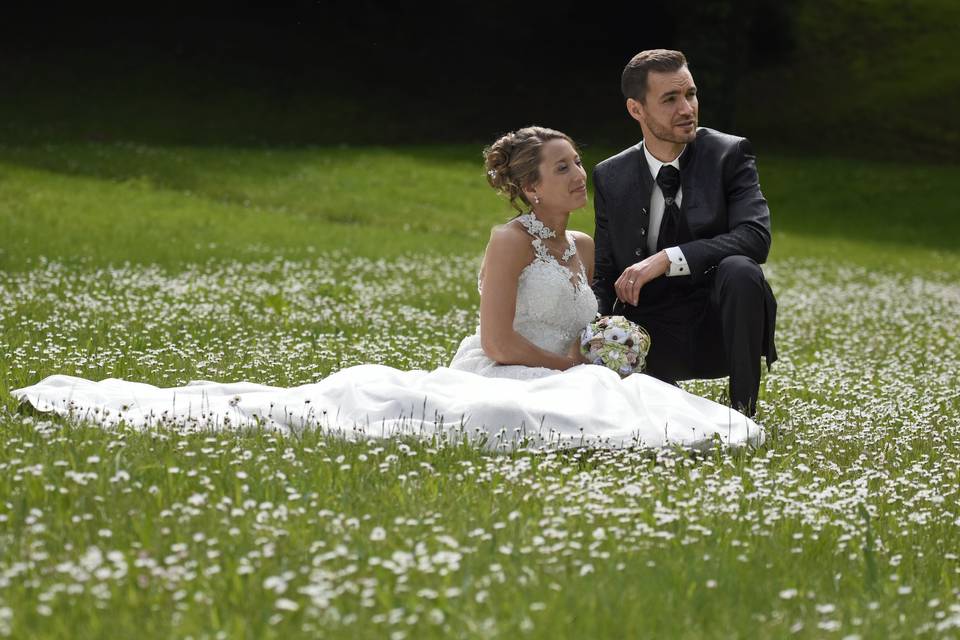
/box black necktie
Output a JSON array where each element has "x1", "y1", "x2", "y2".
[{"x1": 655, "y1": 165, "x2": 681, "y2": 251}]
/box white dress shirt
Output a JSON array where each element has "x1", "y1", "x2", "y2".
[{"x1": 642, "y1": 142, "x2": 690, "y2": 277}]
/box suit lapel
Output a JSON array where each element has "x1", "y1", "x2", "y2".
[
  {"x1": 628, "y1": 143, "x2": 654, "y2": 258},
  {"x1": 679, "y1": 134, "x2": 698, "y2": 217},
  {"x1": 636, "y1": 143, "x2": 655, "y2": 196}
]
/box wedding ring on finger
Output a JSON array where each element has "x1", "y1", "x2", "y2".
[{"x1": 628, "y1": 280, "x2": 635, "y2": 284}]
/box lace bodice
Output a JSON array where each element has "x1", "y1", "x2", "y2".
[{"x1": 480, "y1": 213, "x2": 598, "y2": 356}]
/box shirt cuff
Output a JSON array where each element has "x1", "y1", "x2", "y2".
[{"x1": 664, "y1": 246, "x2": 690, "y2": 276}]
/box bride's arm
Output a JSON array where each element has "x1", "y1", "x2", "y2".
[{"x1": 479, "y1": 226, "x2": 582, "y2": 371}]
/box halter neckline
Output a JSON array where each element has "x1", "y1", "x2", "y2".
[
  {"x1": 517, "y1": 212, "x2": 557, "y2": 239},
  {"x1": 516, "y1": 212, "x2": 576, "y2": 263}
]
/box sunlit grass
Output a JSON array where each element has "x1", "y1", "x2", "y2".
[{"x1": 2, "y1": 142, "x2": 958, "y2": 270}]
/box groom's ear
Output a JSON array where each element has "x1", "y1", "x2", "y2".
[{"x1": 626, "y1": 98, "x2": 644, "y2": 125}]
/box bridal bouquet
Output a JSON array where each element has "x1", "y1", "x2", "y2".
[{"x1": 580, "y1": 316, "x2": 651, "y2": 377}]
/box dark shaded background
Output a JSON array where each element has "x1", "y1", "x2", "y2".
[{"x1": 3, "y1": 1, "x2": 958, "y2": 159}]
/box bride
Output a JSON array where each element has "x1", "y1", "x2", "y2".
[{"x1": 12, "y1": 127, "x2": 761, "y2": 450}]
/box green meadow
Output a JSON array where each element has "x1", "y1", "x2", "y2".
[
  {"x1": 1, "y1": 140, "x2": 959, "y2": 638},
  {"x1": 2, "y1": 142, "x2": 959, "y2": 270}
]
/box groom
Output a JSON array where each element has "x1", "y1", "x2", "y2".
[{"x1": 592, "y1": 49, "x2": 777, "y2": 416}]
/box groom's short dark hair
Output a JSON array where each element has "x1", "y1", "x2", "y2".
[{"x1": 621, "y1": 49, "x2": 688, "y2": 103}]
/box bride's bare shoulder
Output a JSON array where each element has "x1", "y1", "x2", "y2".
[
  {"x1": 568, "y1": 230, "x2": 594, "y2": 247},
  {"x1": 481, "y1": 220, "x2": 533, "y2": 273},
  {"x1": 489, "y1": 219, "x2": 529, "y2": 241},
  {"x1": 486, "y1": 220, "x2": 531, "y2": 252}
]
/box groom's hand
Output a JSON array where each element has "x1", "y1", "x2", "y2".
[{"x1": 615, "y1": 251, "x2": 671, "y2": 306}]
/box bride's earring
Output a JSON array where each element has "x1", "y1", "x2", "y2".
[{"x1": 533, "y1": 194, "x2": 541, "y2": 205}]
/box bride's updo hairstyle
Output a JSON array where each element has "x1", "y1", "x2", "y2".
[{"x1": 483, "y1": 126, "x2": 577, "y2": 213}]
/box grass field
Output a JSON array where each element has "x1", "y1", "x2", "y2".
[{"x1": 1, "y1": 141, "x2": 959, "y2": 638}]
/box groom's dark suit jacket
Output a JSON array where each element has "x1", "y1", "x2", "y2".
[{"x1": 592, "y1": 127, "x2": 772, "y2": 313}]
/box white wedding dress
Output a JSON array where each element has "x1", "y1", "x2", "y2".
[{"x1": 11, "y1": 214, "x2": 761, "y2": 450}]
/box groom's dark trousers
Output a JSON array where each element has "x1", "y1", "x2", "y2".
[{"x1": 592, "y1": 128, "x2": 777, "y2": 415}]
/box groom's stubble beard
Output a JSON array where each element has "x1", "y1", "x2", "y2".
[{"x1": 643, "y1": 113, "x2": 698, "y2": 145}]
